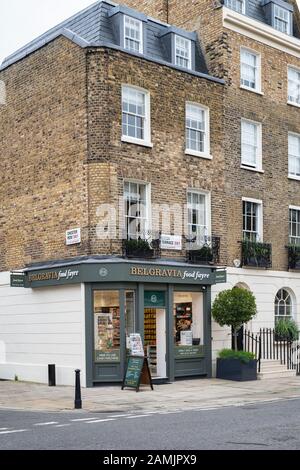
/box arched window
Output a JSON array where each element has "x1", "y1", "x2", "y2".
[{"x1": 275, "y1": 289, "x2": 293, "y2": 323}]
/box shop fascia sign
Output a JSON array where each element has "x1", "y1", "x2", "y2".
[
  {"x1": 129, "y1": 266, "x2": 211, "y2": 282},
  {"x1": 27, "y1": 267, "x2": 80, "y2": 286},
  {"x1": 23, "y1": 262, "x2": 226, "y2": 287}
]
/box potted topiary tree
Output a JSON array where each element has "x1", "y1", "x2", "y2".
[{"x1": 212, "y1": 287, "x2": 258, "y2": 381}]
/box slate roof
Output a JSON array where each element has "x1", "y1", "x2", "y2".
[{"x1": 0, "y1": 0, "x2": 218, "y2": 83}]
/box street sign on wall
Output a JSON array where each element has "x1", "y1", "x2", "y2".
[{"x1": 66, "y1": 228, "x2": 81, "y2": 246}]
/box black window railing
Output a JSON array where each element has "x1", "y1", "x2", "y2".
[
  {"x1": 186, "y1": 236, "x2": 221, "y2": 265},
  {"x1": 287, "y1": 244, "x2": 300, "y2": 270},
  {"x1": 241, "y1": 240, "x2": 272, "y2": 268},
  {"x1": 122, "y1": 234, "x2": 161, "y2": 260}
]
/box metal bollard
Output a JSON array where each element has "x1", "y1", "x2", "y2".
[
  {"x1": 48, "y1": 364, "x2": 56, "y2": 387},
  {"x1": 74, "y1": 369, "x2": 82, "y2": 409}
]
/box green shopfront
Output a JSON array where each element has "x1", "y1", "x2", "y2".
[{"x1": 19, "y1": 258, "x2": 226, "y2": 387}]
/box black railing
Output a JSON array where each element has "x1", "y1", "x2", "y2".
[
  {"x1": 287, "y1": 245, "x2": 300, "y2": 270},
  {"x1": 241, "y1": 240, "x2": 272, "y2": 268},
  {"x1": 244, "y1": 328, "x2": 300, "y2": 375},
  {"x1": 122, "y1": 237, "x2": 161, "y2": 260},
  {"x1": 243, "y1": 330, "x2": 262, "y2": 373},
  {"x1": 186, "y1": 236, "x2": 220, "y2": 265}
]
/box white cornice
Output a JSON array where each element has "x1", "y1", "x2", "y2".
[{"x1": 223, "y1": 7, "x2": 300, "y2": 59}]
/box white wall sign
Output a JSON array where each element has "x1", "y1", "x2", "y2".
[
  {"x1": 160, "y1": 234, "x2": 182, "y2": 251},
  {"x1": 66, "y1": 228, "x2": 81, "y2": 246}
]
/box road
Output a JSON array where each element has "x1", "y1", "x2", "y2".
[{"x1": 0, "y1": 398, "x2": 300, "y2": 450}]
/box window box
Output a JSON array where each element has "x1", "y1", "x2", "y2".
[
  {"x1": 123, "y1": 238, "x2": 161, "y2": 260},
  {"x1": 287, "y1": 245, "x2": 300, "y2": 270},
  {"x1": 187, "y1": 236, "x2": 220, "y2": 265},
  {"x1": 241, "y1": 240, "x2": 272, "y2": 268}
]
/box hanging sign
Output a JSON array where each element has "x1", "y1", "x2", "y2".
[
  {"x1": 10, "y1": 273, "x2": 26, "y2": 288},
  {"x1": 122, "y1": 356, "x2": 153, "y2": 392},
  {"x1": 144, "y1": 291, "x2": 166, "y2": 308}
]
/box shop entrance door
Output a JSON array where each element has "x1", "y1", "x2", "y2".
[{"x1": 144, "y1": 308, "x2": 167, "y2": 378}]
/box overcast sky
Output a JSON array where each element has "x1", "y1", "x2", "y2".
[
  {"x1": 1, "y1": 0, "x2": 300, "y2": 64},
  {"x1": 0, "y1": 0, "x2": 97, "y2": 63}
]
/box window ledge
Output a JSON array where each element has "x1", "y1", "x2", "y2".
[
  {"x1": 287, "y1": 101, "x2": 300, "y2": 109},
  {"x1": 121, "y1": 136, "x2": 153, "y2": 148},
  {"x1": 288, "y1": 175, "x2": 300, "y2": 181},
  {"x1": 185, "y1": 149, "x2": 212, "y2": 160},
  {"x1": 240, "y1": 85, "x2": 264, "y2": 96},
  {"x1": 240, "y1": 165, "x2": 264, "y2": 174}
]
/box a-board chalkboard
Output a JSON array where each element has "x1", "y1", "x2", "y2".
[{"x1": 122, "y1": 356, "x2": 153, "y2": 392}]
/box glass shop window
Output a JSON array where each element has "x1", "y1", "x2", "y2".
[
  {"x1": 125, "y1": 290, "x2": 136, "y2": 348},
  {"x1": 94, "y1": 291, "x2": 120, "y2": 362},
  {"x1": 174, "y1": 292, "x2": 203, "y2": 347}
]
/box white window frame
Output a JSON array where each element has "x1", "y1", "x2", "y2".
[
  {"x1": 124, "y1": 15, "x2": 143, "y2": 54},
  {"x1": 242, "y1": 197, "x2": 263, "y2": 242},
  {"x1": 275, "y1": 289, "x2": 294, "y2": 323},
  {"x1": 273, "y1": 5, "x2": 291, "y2": 36},
  {"x1": 225, "y1": 0, "x2": 246, "y2": 14},
  {"x1": 240, "y1": 47, "x2": 262, "y2": 94},
  {"x1": 121, "y1": 85, "x2": 152, "y2": 148},
  {"x1": 175, "y1": 35, "x2": 192, "y2": 70},
  {"x1": 124, "y1": 180, "x2": 151, "y2": 240},
  {"x1": 185, "y1": 103, "x2": 211, "y2": 159},
  {"x1": 241, "y1": 119, "x2": 262, "y2": 171},
  {"x1": 187, "y1": 190, "x2": 211, "y2": 245},
  {"x1": 288, "y1": 65, "x2": 300, "y2": 108},
  {"x1": 289, "y1": 205, "x2": 300, "y2": 246},
  {"x1": 288, "y1": 132, "x2": 300, "y2": 181}
]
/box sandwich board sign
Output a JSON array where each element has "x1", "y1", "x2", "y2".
[{"x1": 122, "y1": 356, "x2": 153, "y2": 392}]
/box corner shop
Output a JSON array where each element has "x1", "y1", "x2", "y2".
[{"x1": 8, "y1": 257, "x2": 226, "y2": 387}]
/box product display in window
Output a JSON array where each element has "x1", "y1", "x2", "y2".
[
  {"x1": 144, "y1": 308, "x2": 157, "y2": 374},
  {"x1": 174, "y1": 302, "x2": 193, "y2": 344},
  {"x1": 94, "y1": 307, "x2": 120, "y2": 351}
]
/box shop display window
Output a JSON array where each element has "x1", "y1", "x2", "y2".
[
  {"x1": 94, "y1": 291, "x2": 120, "y2": 362},
  {"x1": 174, "y1": 292, "x2": 204, "y2": 358}
]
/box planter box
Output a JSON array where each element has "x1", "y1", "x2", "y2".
[{"x1": 216, "y1": 358, "x2": 257, "y2": 382}]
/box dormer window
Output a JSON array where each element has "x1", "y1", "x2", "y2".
[
  {"x1": 175, "y1": 35, "x2": 192, "y2": 70},
  {"x1": 124, "y1": 15, "x2": 143, "y2": 54},
  {"x1": 225, "y1": 0, "x2": 245, "y2": 14},
  {"x1": 273, "y1": 5, "x2": 290, "y2": 34}
]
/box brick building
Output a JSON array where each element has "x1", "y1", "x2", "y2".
[
  {"x1": 0, "y1": 0, "x2": 299, "y2": 386},
  {"x1": 124, "y1": 0, "x2": 300, "y2": 346}
]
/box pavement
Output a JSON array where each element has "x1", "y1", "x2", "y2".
[{"x1": 0, "y1": 375, "x2": 300, "y2": 413}]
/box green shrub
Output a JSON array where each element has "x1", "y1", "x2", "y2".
[
  {"x1": 125, "y1": 239, "x2": 152, "y2": 253},
  {"x1": 275, "y1": 319, "x2": 299, "y2": 342},
  {"x1": 218, "y1": 349, "x2": 256, "y2": 363}
]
